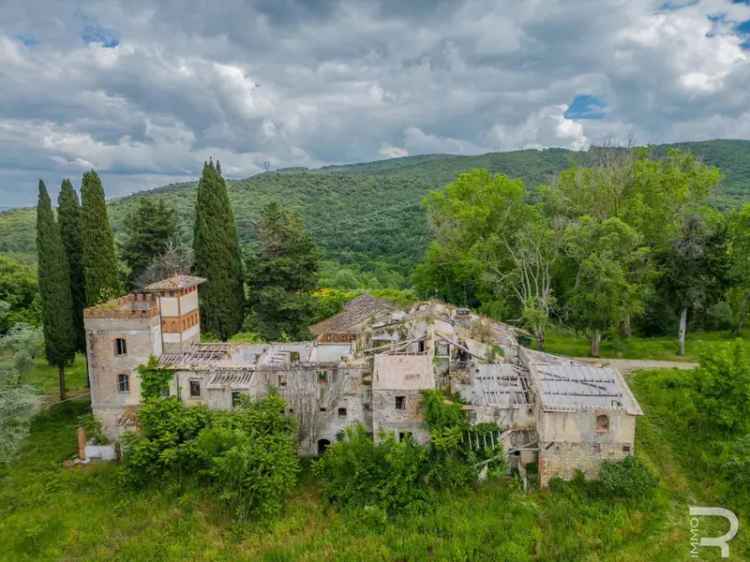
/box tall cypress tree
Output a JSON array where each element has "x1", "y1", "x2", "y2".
[
  {"x1": 36, "y1": 180, "x2": 76, "y2": 400},
  {"x1": 80, "y1": 170, "x2": 121, "y2": 305},
  {"x1": 57, "y1": 179, "x2": 86, "y2": 351},
  {"x1": 193, "y1": 161, "x2": 245, "y2": 339}
]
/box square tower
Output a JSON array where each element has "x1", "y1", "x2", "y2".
[
  {"x1": 144, "y1": 275, "x2": 206, "y2": 353},
  {"x1": 84, "y1": 292, "x2": 163, "y2": 439}
]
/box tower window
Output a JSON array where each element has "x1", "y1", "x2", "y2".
[
  {"x1": 395, "y1": 396, "x2": 406, "y2": 410},
  {"x1": 114, "y1": 338, "x2": 127, "y2": 356},
  {"x1": 596, "y1": 415, "x2": 610, "y2": 432},
  {"x1": 117, "y1": 374, "x2": 130, "y2": 393},
  {"x1": 190, "y1": 380, "x2": 201, "y2": 397},
  {"x1": 338, "y1": 407, "x2": 347, "y2": 417}
]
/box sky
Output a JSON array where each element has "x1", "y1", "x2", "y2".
[{"x1": 1, "y1": 0, "x2": 750, "y2": 207}]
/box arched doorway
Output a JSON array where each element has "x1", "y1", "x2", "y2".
[{"x1": 317, "y1": 439, "x2": 331, "y2": 455}]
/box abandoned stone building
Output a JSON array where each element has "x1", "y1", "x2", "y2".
[{"x1": 83, "y1": 275, "x2": 643, "y2": 486}]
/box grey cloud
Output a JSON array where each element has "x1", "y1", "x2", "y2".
[{"x1": 1, "y1": 0, "x2": 750, "y2": 206}]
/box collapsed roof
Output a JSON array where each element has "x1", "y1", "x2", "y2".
[{"x1": 309, "y1": 293, "x2": 397, "y2": 338}]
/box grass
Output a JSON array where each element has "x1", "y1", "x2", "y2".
[
  {"x1": 1, "y1": 362, "x2": 748, "y2": 560},
  {"x1": 21, "y1": 353, "x2": 89, "y2": 396},
  {"x1": 0, "y1": 352, "x2": 88, "y2": 398},
  {"x1": 532, "y1": 327, "x2": 750, "y2": 361}
]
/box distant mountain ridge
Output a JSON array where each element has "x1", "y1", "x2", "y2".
[{"x1": 1, "y1": 139, "x2": 749, "y2": 272}]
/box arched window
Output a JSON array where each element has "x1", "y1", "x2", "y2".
[
  {"x1": 317, "y1": 439, "x2": 331, "y2": 455},
  {"x1": 596, "y1": 414, "x2": 610, "y2": 431}
]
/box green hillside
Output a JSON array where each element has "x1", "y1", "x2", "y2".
[{"x1": 1, "y1": 139, "x2": 749, "y2": 273}]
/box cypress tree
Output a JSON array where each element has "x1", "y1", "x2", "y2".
[
  {"x1": 193, "y1": 161, "x2": 245, "y2": 339},
  {"x1": 36, "y1": 180, "x2": 76, "y2": 400},
  {"x1": 57, "y1": 179, "x2": 86, "y2": 351},
  {"x1": 80, "y1": 170, "x2": 121, "y2": 305}
]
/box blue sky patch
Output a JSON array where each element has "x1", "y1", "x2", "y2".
[
  {"x1": 659, "y1": 0, "x2": 699, "y2": 11},
  {"x1": 15, "y1": 33, "x2": 38, "y2": 47},
  {"x1": 564, "y1": 95, "x2": 607, "y2": 120},
  {"x1": 81, "y1": 24, "x2": 119, "y2": 48}
]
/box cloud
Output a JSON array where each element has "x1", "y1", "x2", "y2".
[
  {"x1": 489, "y1": 105, "x2": 590, "y2": 152},
  {"x1": 379, "y1": 144, "x2": 409, "y2": 158},
  {"x1": 1, "y1": 0, "x2": 750, "y2": 205}
]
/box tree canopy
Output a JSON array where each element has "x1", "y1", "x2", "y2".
[
  {"x1": 121, "y1": 198, "x2": 177, "y2": 288},
  {"x1": 246, "y1": 202, "x2": 320, "y2": 340}
]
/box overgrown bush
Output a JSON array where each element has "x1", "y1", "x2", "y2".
[
  {"x1": 120, "y1": 392, "x2": 300, "y2": 520},
  {"x1": 137, "y1": 356, "x2": 173, "y2": 400},
  {"x1": 315, "y1": 390, "x2": 504, "y2": 514},
  {"x1": 596, "y1": 456, "x2": 658, "y2": 500},
  {"x1": 692, "y1": 340, "x2": 750, "y2": 434},
  {"x1": 313, "y1": 425, "x2": 429, "y2": 514},
  {"x1": 0, "y1": 366, "x2": 38, "y2": 464},
  {"x1": 77, "y1": 413, "x2": 108, "y2": 445},
  {"x1": 720, "y1": 434, "x2": 750, "y2": 503}
]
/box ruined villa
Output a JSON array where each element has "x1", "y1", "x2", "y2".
[{"x1": 83, "y1": 274, "x2": 643, "y2": 486}]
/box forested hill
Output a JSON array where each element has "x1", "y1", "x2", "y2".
[{"x1": 2, "y1": 139, "x2": 750, "y2": 273}]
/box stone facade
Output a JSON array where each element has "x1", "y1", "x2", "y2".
[
  {"x1": 84, "y1": 293, "x2": 162, "y2": 440},
  {"x1": 84, "y1": 278, "x2": 643, "y2": 487}
]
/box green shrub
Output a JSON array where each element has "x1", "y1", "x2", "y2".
[
  {"x1": 316, "y1": 391, "x2": 505, "y2": 514},
  {"x1": 136, "y1": 356, "x2": 173, "y2": 400},
  {"x1": 314, "y1": 425, "x2": 429, "y2": 514},
  {"x1": 120, "y1": 392, "x2": 299, "y2": 519},
  {"x1": 596, "y1": 456, "x2": 657, "y2": 500},
  {"x1": 197, "y1": 394, "x2": 300, "y2": 519},
  {"x1": 692, "y1": 340, "x2": 750, "y2": 434},
  {"x1": 77, "y1": 413, "x2": 108, "y2": 445}
]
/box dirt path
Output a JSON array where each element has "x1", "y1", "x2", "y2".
[{"x1": 572, "y1": 357, "x2": 698, "y2": 374}]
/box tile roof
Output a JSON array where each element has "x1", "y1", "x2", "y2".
[
  {"x1": 144, "y1": 274, "x2": 207, "y2": 292},
  {"x1": 309, "y1": 293, "x2": 397, "y2": 336}
]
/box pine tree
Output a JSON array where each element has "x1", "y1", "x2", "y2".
[
  {"x1": 247, "y1": 202, "x2": 320, "y2": 340},
  {"x1": 122, "y1": 198, "x2": 177, "y2": 288},
  {"x1": 36, "y1": 180, "x2": 76, "y2": 400},
  {"x1": 57, "y1": 179, "x2": 86, "y2": 351},
  {"x1": 80, "y1": 170, "x2": 121, "y2": 305},
  {"x1": 193, "y1": 161, "x2": 245, "y2": 339}
]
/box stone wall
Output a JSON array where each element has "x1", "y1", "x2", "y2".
[
  {"x1": 84, "y1": 313, "x2": 161, "y2": 440},
  {"x1": 536, "y1": 408, "x2": 637, "y2": 487},
  {"x1": 372, "y1": 388, "x2": 430, "y2": 444},
  {"x1": 539, "y1": 441, "x2": 632, "y2": 487}
]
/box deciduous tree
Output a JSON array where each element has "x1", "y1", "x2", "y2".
[
  {"x1": 564, "y1": 216, "x2": 650, "y2": 356},
  {"x1": 659, "y1": 214, "x2": 729, "y2": 355}
]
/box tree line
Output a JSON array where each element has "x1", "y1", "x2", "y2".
[
  {"x1": 33, "y1": 161, "x2": 324, "y2": 400},
  {"x1": 414, "y1": 148, "x2": 749, "y2": 356}
]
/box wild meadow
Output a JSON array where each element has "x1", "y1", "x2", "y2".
[{"x1": 1, "y1": 362, "x2": 747, "y2": 562}]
